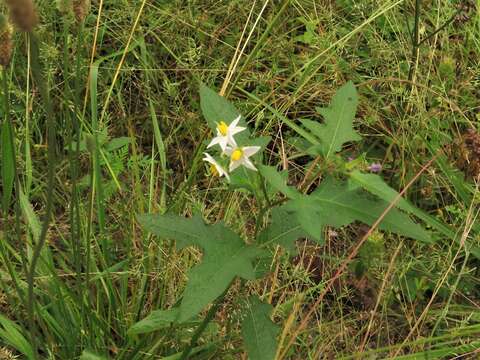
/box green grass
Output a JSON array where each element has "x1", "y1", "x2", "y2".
[{"x1": 0, "y1": 0, "x2": 479, "y2": 359}]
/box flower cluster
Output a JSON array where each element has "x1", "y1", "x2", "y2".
[{"x1": 203, "y1": 115, "x2": 260, "y2": 181}]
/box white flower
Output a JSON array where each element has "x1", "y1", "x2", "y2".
[
  {"x1": 203, "y1": 153, "x2": 230, "y2": 181},
  {"x1": 225, "y1": 146, "x2": 261, "y2": 172},
  {"x1": 207, "y1": 115, "x2": 245, "y2": 152}
]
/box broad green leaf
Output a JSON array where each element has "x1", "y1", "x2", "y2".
[
  {"x1": 258, "y1": 206, "x2": 307, "y2": 252},
  {"x1": 349, "y1": 170, "x2": 452, "y2": 239},
  {"x1": 0, "y1": 315, "x2": 35, "y2": 360},
  {"x1": 302, "y1": 81, "x2": 361, "y2": 158},
  {"x1": 242, "y1": 296, "x2": 279, "y2": 360},
  {"x1": 139, "y1": 214, "x2": 264, "y2": 322},
  {"x1": 285, "y1": 177, "x2": 431, "y2": 243},
  {"x1": 258, "y1": 165, "x2": 301, "y2": 200},
  {"x1": 128, "y1": 308, "x2": 192, "y2": 335},
  {"x1": 199, "y1": 84, "x2": 251, "y2": 144},
  {"x1": 1, "y1": 119, "x2": 14, "y2": 212}
]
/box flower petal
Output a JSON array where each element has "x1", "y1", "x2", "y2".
[
  {"x1": 229, "y1": 159, "x2": 242, "y2": 172},
  {"x1": 242, "y1": 146, "x2": 261, "y2": 157},
  {"x1": 242, "y1": 158, "x2": 257, "y2": 171},
  {"x1": 224, "y1": 147, "x2": 234, "y2": 156},
  {"x1": 230, "y1": 126, "x2": 246, "y2": 136},
  {"x1": 229, "y1": 115, "x2": 241, "y2": 128},
  {"x1": 203, "y1": 152, "x2": 215, "y2": 163},
  {"x1": 226, "y1": 134, "x2": 238, "y2": 147},
  {"x1": 207, "y1": 137, "x2": 222, "y2": 148}
]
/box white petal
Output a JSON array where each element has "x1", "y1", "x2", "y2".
[
  {"x1": 207, "y1": 137, "x2": 222, "y2": 148},
  {"x1": 226, "y1": 134, "x2": 238, "y2": 147},
  {"x1": 242, "y1": 158, "x2": 257, "y2": 171},
  {"x1": 218, "y1": 138, "x2": 229, "y2": 151},
  {"x1": 224, "y1": 147, "x2": 234, "y2": 156},
  {"x1": 203, "y1": 153, "x2": 215, "y2": 164},
  {"x1": 229, "y1": 159, "x2": 242, "y2": 172},
  {"x1": 229, "y1": 115, "x2": 241, "y2": 128},
  {"x1": 222, "y1": 169, "x2": 230, "y2": 181},
  {"x1": 242, "y1": 146, "x2": 261, "y2": 157},
  {"x1": 230, "y1": 126, "x2": 246, "y2": 136}
]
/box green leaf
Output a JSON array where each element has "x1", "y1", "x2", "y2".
[
  {"x1": 128, "y1": 308, "x2": 180, "y2": 335},
  {"x1": 284, "y1": 177, "x2": 431, "y2": 243},
  {"x1": 258, "y1": 206, "x2": 307, "y2": 252},
  {"x1": 199, "y1": 83, "x2": 251, "y2": 143},
  {"x1": 105, "y1": 136, "x2": 132, "y2": 151},
  {"x1": 349, "y1": 170, "x2": 452, "y2": 239},
  {"x1": 258, "y1": 165, "x2": 300, "y2": 200},
  {"x1": 0, "y1": 315, "x2": 35, "y2": 360},
  {"x1": 79, "y1": 350, "x2": 108, "y2": 360},
  {"x1": 302, "y1": 81, "x2": 361, "y2": 158},
  {"x1": 1, "y1": 119, "x2": 14, "y2": 212},
  {"x1": 19, "y1": 189, "x2": 41, "y2": 242},
  {"x1": 242, "y1": 296, "x2": 279, "y2": 360},
  {"x1": 139, "y1": 214, "x2": 264, "y2": 322}
]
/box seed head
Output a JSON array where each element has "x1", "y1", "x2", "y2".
[
  {"x1": 57, "y1": 0, "x2": 73, "y2": 16},
  {"x1": 457, "y1": 129, "x2": 480, "y2": 179},
  {"x1": 73, "y1": 0, "x2": 90, "y2": 23},
  {"x1": 0, "y1": 14, "x2": 13, "y2": 67},
  {"x1": 4, "y1": 0, "x2": 39, "y2": 32}
]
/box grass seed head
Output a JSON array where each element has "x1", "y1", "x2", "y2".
[
  {"x1": 4, "y1": 0, "x2": 38, "y2": 32},
  {"x1": 456, "y1": 129, "x2": 480, "y2": 180},
  {"x1": 0, "y1": 14, "x2": 12, "y2": 67},
  {"x1": 57, "y1": 0, "x2": 73, "y2": 16},
  {"x1": 73, "y1": 0, "x2": 90, "y2": 23}
]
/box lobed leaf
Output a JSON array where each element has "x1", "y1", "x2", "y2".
[
  {"x1": 139, "y1": 214, "x2": 264, "y2": 322},
  {"x1": 302, "y1": 81, "x2": 361, "y2": 158},
  {"x1": 199, "y1": 83, "x2": 251, "y2": 144},
  {"x1": 284, "y1": 177, "x2": 432, "y2": 244},
  {"x1": 242, "y1": 297, "x2": 279, "y2": 360},
  {"x1": 258, "y1": 165, "x2": 301, "y2": 200},
  {"x1": 349, "y1": 170, "x2": 452, "y2": 239},
  {"x1": 258, "y1": 206, "x2": 307, "y2": 252}
]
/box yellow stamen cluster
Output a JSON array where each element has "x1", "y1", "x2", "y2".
[
  {"x1": 217, "y1": 121, "x2": 228, "y2": 136},
  {"x1": 231, "y1": 149, "x2": 243, "y2": 161},
  {"x1": 210, "y1": 164, "x2": 219, "y2": 177}
]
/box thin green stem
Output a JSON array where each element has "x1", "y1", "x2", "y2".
[
  {"x1": 408, "y1": 0, "x2": 421, "y2": 82},
  {"x1": 417, "y1": 8, "x2": 461, "y2": 46},
  {"x1": 26, "y1": 32, "x2": 57, "y2": 360}
]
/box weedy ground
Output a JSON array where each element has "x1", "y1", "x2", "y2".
[{"x1": 0, "y1": 0, "x2": 479, "y2": 359}]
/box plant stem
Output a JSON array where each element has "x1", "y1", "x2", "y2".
[
  {"x1": 417, "y1": 8, "x2": 461, "y2": 46},
  {"x1": 1, "y1": 67, "x2": 26, "y2": 307},
  {"x1": 408, "y1": 0, "x2": 421, "y2": 82},
  {"x1": 180, "y1": 288, "x2": 229, "y2": 360},
  {"x1": 26, "y1": 32, "x2": 57, "y2": 360}
]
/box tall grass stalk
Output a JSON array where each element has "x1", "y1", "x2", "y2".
[{"x1": 26, "y1": 32, "x2": 57, "y2": 359}]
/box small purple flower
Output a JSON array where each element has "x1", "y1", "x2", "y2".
[
  {"x1": 347, "y1": 156, "x2": 355, "y2": 162},
  {"x1": 368, "y1": 162, "x2": 382, "y2": 173}
]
